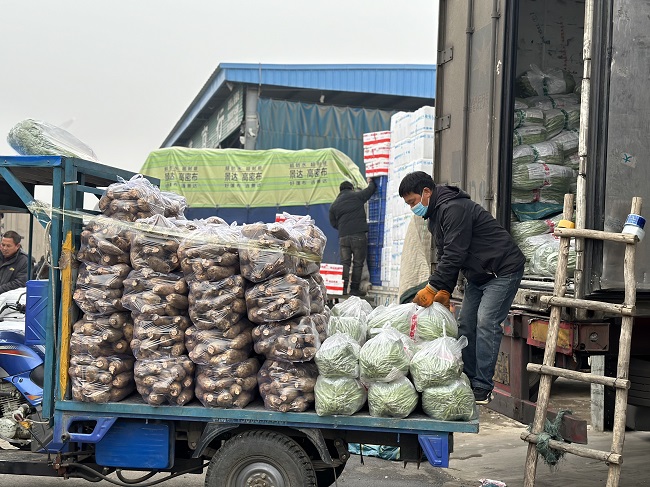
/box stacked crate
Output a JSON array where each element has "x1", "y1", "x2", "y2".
[{"x1": 366, "y1": 175, "x2": 388, "y2": 286}]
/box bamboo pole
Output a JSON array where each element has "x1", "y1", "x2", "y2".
[
  {"x1": 523, "y1": 194, "x2": 575, "y2": 487},
  {"x1": 554, "y1": 228, "x2": 638, "y2": 244},
  {"x1": 540, "y1": 296, "x2": 635, "y2": 316},
  {"x1": 527, "y1": 364, "x2": 630, "y2": 389},
  {"x1": 521, "y1": 432, "x2": 622, "y2": 465},
  {"x1": 606, "y1": 197, "x2": 642, "y2": 487}
]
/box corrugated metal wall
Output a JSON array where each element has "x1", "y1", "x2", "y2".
[{"x1": 255, "y1": 98, "x2": 395, "y2": 173}]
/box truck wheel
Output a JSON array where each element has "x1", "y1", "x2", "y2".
[{"x1": 204, "y1": 430, "x2": 316, "y2": 487}]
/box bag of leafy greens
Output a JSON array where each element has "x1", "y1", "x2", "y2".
[
  {"x1": 366, "y1": 303, "x2": 417, "y2": 339},
  {"x1": 422, "y1": 377, "x2": 476, "y2": 421},
  {"x1": 315, "y1": 333, "x2": 361, "y2": 378},
  {"x1": 409, "y1": 335, "x2": 468, "y2": 391},
  {"x1": 360, "y1": 326, "x2": 413, "y2": 382},
  {"x1": 367, "y1": 376, "x2": 418, "y2": 418},
  {"x1": 409, "y1": 303, "x2": 458, "y2": 342},
  {"x1": 315, "y1": 376, "x2": 367, "y2": 416}
]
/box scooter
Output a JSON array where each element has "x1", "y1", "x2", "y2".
[{"x1": 0, "y1": 287, "x2": 45, "y2": 447}]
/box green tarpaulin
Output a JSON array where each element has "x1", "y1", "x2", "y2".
[{"x1": 140, "y1": 147, "x2": 367, "y2": 208}]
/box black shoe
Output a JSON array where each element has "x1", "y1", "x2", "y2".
[
  {"x1": 473, "y1": 387, "x2": 493, "y2": 405},
  {"x1": 349, "y1": 288, "x2": 366, "y2": 297}
]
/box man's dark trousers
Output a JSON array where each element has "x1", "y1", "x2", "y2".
[{"x1": 339, "y1": 232, "x2": 367, "y2": 293}]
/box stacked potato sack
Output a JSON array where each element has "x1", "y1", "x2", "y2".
[
  {"x1": 98, "y1": 175, "x2": 185, "y2": 222},
  {"x1": 71, "y1": 217, "x2": 135, "y2": 403},
  {"x1": 121, "y1": 215, "x2": 195, "y2": 406},
  {"x1": 180, "y1": 222, "x2": 259, "y2": 409},
  {"x1": 512, "y1": 64, "x2": 581, "y2": 276},
  {"x1": 242, "y1": 221, "x2": 320, "y2": 412}
]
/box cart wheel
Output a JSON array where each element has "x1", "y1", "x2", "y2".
[{"x1": 204, "y1": 430, "x2": 316, "y2": 487}]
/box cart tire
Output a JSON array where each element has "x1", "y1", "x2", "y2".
[{"x1": 204, "y1": 430, "x2": 317, "y2": 487}]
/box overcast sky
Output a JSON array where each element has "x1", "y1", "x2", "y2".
[{"x1": 0, "y1": 1, "x2": 438, "y2": 173}]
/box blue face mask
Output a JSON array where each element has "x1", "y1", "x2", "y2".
[{"x1": 411, "y1": 191, "x2": 429, "y2": 217}]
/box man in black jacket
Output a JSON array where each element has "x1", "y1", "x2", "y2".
[
  {"x1": 329, "y1": 178, "x2": 377, "y2": 296},
  {"x1": 0, "y1": 230, "x2": 29, "y2": 294},
  {"x1": 399, "y1": 171, "x2": 525, "y2": 404}
]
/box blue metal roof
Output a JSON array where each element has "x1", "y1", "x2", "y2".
[
  {"x1": 163, "y1": 63, "x2": 436, "y2": 147},
  {"x1": 218, "y1": 63, "x2": 436, "y2": 98}
]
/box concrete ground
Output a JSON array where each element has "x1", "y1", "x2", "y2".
[{"x1": 437, "y1": 377, "x2": 650, "y2": 487}]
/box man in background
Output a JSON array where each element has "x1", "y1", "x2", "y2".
[
  {"x1": 0, "y1": 230, "x2": 29, "y2": 294},
  {"x1": 329, "y1": 178, "x2": 377, "y2": 296}
]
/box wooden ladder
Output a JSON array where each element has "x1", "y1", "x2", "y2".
[{"x1": 521, "y1": 194, "x2": 643, "y2": 487}]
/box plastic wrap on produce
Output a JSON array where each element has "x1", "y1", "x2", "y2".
[
  {"x1": 315, "y1": 332, "x2": 361, "y2": 378},
  {"x1": 328, "y1": 295, "x2": 370, "y2": 344},
  {"x1": 130, "y1": 215, "x2": 187, "y2": 272},
  {"x1": 408, "y1": 303, "x2": 459, "y2": 342},
  {"x1": 69, "y1": 353, "x2": 135, "y2": 403},
  {"x1": 130, "y1": 312, "x2": 191, "y2": 360},
  {"x1": 513, "y1": 126, "x2": 547, "y2": 147},
  {"x1": 185, "y1": 321, "x2": 253, "y2": 365},
  {"x1": 422, "y1": 376, "x2": 476, "y2": 421},
  {"x1": 511, "y1": 213, "x2": 562, "y2": 244},
  {"x1": 359, "y1": 326, "x2": 413, "y2": 383},
  {"x1": 7, "y1": 118, "x2": 100, "y2": 162},
  {"x1": 543, "y1": 109, "x2": 566, "y2": 138},
  {"x1": 513, "y1": 107, "x2": 544, "y2": 128},
  {"x1": 258, "y1": 360, "x2": 318, "y2": 412},
  {"x1": 366, "y1": 303, "x2": 417, "y2": 338},
  {"x1": 549, "y1": 129, "x2": 579, "y2": 157},
  {"x1": 512, "y1": 163, "x2": 576, "y2": 191},
  {"x1": 278, "y1": 213, "x2": 327, "y2": 276},
  {"x1": 134, "y1": 355, "x2": 195, "y2": 406},
  {"x1": 188, "y1": 275, "x2": 247, "y2": 330},
  {"x1": 178, "y1": 223, "x2": 241, "y2": 282},
  {"x1": 315, "y1": 376, "x2": 366, "y2": 416},
  {"x1": 529, "y1": 140, "x2": 564, "y2": 166},
  {"x1": 122, "y1": 269, "x2": 189, "y2": 316},
  {"x1": 409, "y1": 336, "x2": 467, "y2": 391},
  {"x1": 239, "y1": 222, "x2": 299, "y2": 282},
  {"x1": 367, "y1": 376, "x2": 418, "y2": 419},
  {"x1": 306, "y1": 272, "x2": 327, "y2": 313},
  {"x1": 516, "y1": 64, "x2": 576, "y2": 98},
  {"x1": 77, "y1": 219, "x2": 131, "y2": 266},
  {"x1": 98, "y1": 175, "x2": 171, "y2": 221},
  {"x1": 195, "y1": 360, "x2": 259, "y2": 408},
  {"x1": 73, "y1": 263, "x2": 131, "y2": 316},
  {"x1": 245, "y1": 274, "x2": 309, "y2": 324},
  {"x1": 252, "y1": 316, "x2": 321, "y2": 362},
  {"x1": 512, "y1": 145, "x2": 536, "y2": 166}
]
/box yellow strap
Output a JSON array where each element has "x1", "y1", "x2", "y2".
[{"x1": 558, "y1": 219, "x2": 575, "y2": 229}]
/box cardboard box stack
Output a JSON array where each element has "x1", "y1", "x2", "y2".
[{"x1": 382, "y1": 106, "x2": 435, "y2": 288}]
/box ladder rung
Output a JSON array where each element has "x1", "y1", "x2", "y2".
[
  {"x1": 521, "y1": 431, "x2": 623, "y2": 465},
  {"x1": 527, "y1": 364, "x2": 631, "y2": 389},
  {"x1": 554, "y1": 227, "x2": 639, "y2": 244},
  {"x1": 540, "y1": 295, "x2": 635, "y2": 316}
]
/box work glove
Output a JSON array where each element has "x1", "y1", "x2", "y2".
[
  {"x1": 413, "y1": 284, "x2": 437, "y2": 307},
  {"x1": 433, "y1": 289, "x2": 451, "y2": 309}
]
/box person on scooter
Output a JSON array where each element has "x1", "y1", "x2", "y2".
[{"x1": 0, "y1": 230, "x2": 29, "y2": 294}]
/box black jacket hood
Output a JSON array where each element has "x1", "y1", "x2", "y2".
[{"x1": 423, "y1": 185, "x2": 470, "y2": 219}]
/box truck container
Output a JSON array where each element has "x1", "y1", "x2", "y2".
[{"x1": 434, "y1": 0, "x2": 650, "y2": 429}]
